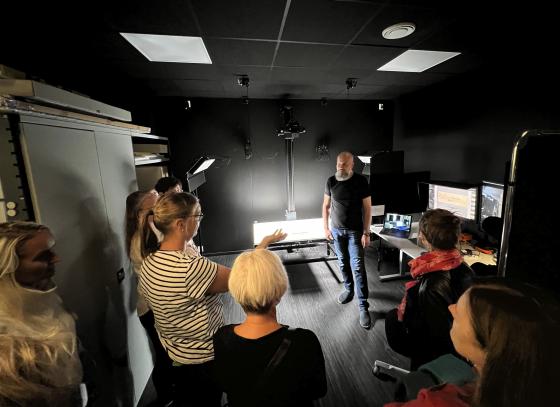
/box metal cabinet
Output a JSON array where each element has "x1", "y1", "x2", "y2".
[{"x1": 1, "y1": 113, "x2": 153, "y2": 406}]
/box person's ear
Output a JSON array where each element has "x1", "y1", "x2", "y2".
[{"x1": 174, "y1": 218, "x2": 186, "y2": 232}]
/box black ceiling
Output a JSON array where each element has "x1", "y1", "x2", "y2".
[{"x1": 2, "y1": 1, "x2": 556, "y2": 101}]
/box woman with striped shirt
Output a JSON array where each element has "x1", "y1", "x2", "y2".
[{"x1": 139, "y1": 192, "x2": 285, "y2": 407}]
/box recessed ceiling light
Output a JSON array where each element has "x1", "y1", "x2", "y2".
[
  {"x1": 382, "y1": 22, "x2": 416, "y2": 40},
  {"x1": 378, "y1": 49, "x2": 460, "y2": 72},
  {"x1": 120, "y1": 33, "x2": 212, "y2": 64}
]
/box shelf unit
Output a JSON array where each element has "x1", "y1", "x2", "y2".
[{"x1": 131, "y1": 133, "x2": 172, "y2": 190}]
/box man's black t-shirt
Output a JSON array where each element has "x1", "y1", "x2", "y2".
[{"x1": 325, "y1": 173, "x2": 370, "y2": 231}]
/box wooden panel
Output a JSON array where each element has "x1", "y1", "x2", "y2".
[{"x1": 0, "y1": 79, "x2": 34, "y2": 95}]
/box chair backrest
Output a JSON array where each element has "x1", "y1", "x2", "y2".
[
  {"x1": 482, "y1": 216, "x2": 503, "y2": 244},
  {"x1": 499, "y1": 130, "x2": 560, "y2": 300}
]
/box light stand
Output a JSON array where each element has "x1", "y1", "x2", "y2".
[
  {"x1": 185, "y1": 156, "x2": 216, "y2": 253},
  {"x1": 278, "y1": 105, "x2": 306, "y2": 220}
]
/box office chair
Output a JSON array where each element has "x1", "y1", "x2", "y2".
[{"x1": 372, "y1": 354, "x2": 475, "y2": 402}]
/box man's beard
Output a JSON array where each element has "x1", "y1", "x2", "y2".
[{"x1": 335, "y1": 170, "x2": 353, "y2": 181}]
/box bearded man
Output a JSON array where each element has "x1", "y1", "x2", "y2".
[{"x1": 322, "y1": 151, "x2": 372, "y2": 329}]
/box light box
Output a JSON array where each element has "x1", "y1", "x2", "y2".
[{"x1": 253, "y1": 218, "x2": 325, "y2": 246}]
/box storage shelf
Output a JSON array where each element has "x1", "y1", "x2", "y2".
[
  {"x1": 134, "y1": 157, "x2": 170, "y2": 166},
  {"x1": 132, "y1": 133, "x2": 168, "y2": 141}
]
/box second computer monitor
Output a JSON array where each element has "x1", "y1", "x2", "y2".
[
  {"x1": 479, "y1": 181, "x2": 504, "y2": 222},
  {"x1": 428, "y1": 183, "x2": 478, "y2": 221}
]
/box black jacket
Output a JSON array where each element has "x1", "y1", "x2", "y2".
[{"x1": 403, "y1": 263, "x2": 474, "y2": 367}]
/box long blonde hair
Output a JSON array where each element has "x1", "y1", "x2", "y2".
[
  {"x1": 0, "y1": 316, "x2": 82, "y2": 405},
  {"x1": 0, "y1": 222, "x2": 47, "y2": 278},
  {"x1": 0, "y1": 222, "x2": 82, "y2": 405}
]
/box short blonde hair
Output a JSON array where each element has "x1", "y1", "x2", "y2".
[{"x1": 229, "y1": 249, "x2": 288, "y2": 314}]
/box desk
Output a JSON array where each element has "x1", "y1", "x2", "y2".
[
  {"x1": 371, "y1": 223, "x2": 496, "y2": 281},
  {"x1": 371, "y1": 223, "x2": 422, "y2": 281}
]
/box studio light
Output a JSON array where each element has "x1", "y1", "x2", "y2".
[
  {"x1": 187, "y1": 156, "x2": 215, "y2": 176},
  {"x1": 357, "y1": 155, "x2": 371, "y2": 164}
]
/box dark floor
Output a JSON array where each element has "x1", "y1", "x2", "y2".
[{"x1": 139, "y1": 241, "x2": 410, "y2": 407}]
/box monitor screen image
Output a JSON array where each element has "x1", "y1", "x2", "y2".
[
  {"x1": 383, "y1": 213, "x2": 411, "y2": 231},
  {"x1": 480, "y1": 181, "x2": 504, "y2": 222},
  {"x1": 428, "y1": 184, "x2": 478, "y2": 220}
]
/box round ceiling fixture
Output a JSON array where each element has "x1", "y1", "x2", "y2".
[{"x1": 382, "y1": 22, "x2": 416, "y2": 40}]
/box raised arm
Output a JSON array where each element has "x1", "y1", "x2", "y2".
[
  {"x1": 322, "y1": 194, "x2": 333, "y2": 240},
  {"x1": 256, "y1": 229, "x2": 287, "y2": 249},
  {"x1": 207, "y1": 230, "x2": 287, "y2": 294},
  {"x1": 361, "y1": 196, "x2": 372, "y2": 248},
  {"x1": 206, "y1": 263, "x2": 232, "y2": 294}
]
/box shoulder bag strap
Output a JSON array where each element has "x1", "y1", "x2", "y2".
[{"x1": 254, "y1": 328, "x2": 295, "y2": 390}]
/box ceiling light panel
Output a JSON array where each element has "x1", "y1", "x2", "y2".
[
  {"x1": 378, "y1": 50, "x2": 460, "y2": 72},
  {"x1": 120, "y1": 33, "x2": 212, "y2": 64}
]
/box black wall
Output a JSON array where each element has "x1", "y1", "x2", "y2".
[
  {"x1": 394, "y1": 64, "x2": 560, "y2": 185},
  {"x1": 150, "y1": 98, "x2": 393, "y2": 252}
]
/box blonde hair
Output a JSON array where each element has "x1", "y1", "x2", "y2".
[
  {"x1": 139, "y1": 192, "x2": 199, "y2": 258},
  {"x1": 0, "y1": 316, "x2": 82, "y2": 405},
  {"x1": 0, "y1": 221, "x2": 82, "y2": 404},
  {"x1": 229, "y1": 249, "x2": 288, "y2": 314},
  {"x1": 0, "y1": 222, "x2": 48, "y2": 279}
]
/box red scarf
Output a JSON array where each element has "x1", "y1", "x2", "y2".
[{"x1": 397, "y1": 249, "x2": 463, "y2": 321}]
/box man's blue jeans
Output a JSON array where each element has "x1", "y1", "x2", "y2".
[{"x1": 331, "y1": 227, "x2": 369, "y2": 310}]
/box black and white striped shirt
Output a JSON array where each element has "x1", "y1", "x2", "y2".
[{"x1": 140, "y1": 250, "x2": 223, "y2": 364}]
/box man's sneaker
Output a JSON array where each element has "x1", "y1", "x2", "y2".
[
  {"x1": 337, "y1": 289, "x2": 354, "y2": 304},
  {"x1": 359, "y1": 310, "x2": 371, "y2": 329}
]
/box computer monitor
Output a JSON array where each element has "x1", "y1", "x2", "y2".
[
  {"x1": 479, "y1": 181, "x2": 504, "y2": 223},
  {"x1": 428, "y1": 183, "x2": 478, "y2": 221},
  {"x1": 370, "y1": 151, "x2": 404, "y2": 175},
  {"x1": 370, "y1": 171, "x2": 430, "y2": 214}
]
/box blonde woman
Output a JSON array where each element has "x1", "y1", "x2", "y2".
[
  {"x1": 125, "y1": 190, "x2": 173, "y2": 405},
  {"x1": 139, "y1": 192, "x2": 285, "y2": 407},
  {"x1": 213, "y1": 249, "x2": 327, "y2": 407},
  {"x1": 0, "y1": 222, "x2": 83, "y2": 405}
]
